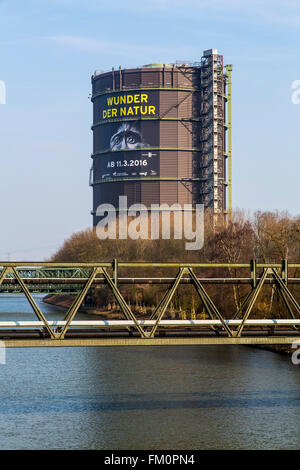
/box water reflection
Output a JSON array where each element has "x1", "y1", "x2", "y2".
[{"x1": 0, "y1": 296, "x2": 299, "y2": 449}]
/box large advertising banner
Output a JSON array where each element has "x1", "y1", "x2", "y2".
[
  {"x1": 95, "y1": 90, "x2": 159, "y2": 123},
  {"x1": 94, "y1": 120, "x2": 159, "y2": 152},
  {"x1": 94, "y1": 91, "x2": 159, "y2": 149},
  {"x1": 94, "y1": 149, "x2": 159, "y2": 180},
  {"x1": 93, "y1": 90, "x2": 160, "y2": 180}
]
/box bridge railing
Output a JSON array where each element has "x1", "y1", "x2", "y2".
[{"x1": 0, "y1": 259, "x2": 300, "y2": 342}]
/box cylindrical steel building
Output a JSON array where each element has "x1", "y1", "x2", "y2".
[{"x1": 91, "y1": 49, "x2": 229, "y2": 225}]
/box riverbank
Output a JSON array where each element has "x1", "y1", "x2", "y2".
[
  {"x1": 43, "y1": 294, "x2": 75, "y2": 310},
  {"x1": 43, "y1": 294, "x2": 126, "y2": 319}
]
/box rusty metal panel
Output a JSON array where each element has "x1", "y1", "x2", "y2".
[
  {"x1": 141, "y1": 182, "x2": 160, "y2": 206},
  {"x1": 159, "y1": 90, "x2": 179, "y2": 118},
  {"x1": 163, "y1": 70, "x2": 173, "y2": 87},
  {"x1": 141, "y1": 70, "x2": 162, "y2": 87},
  {"x1": 176, "y1": 68, "x2": 195, "y2": 88},
  {"x1": 122, "y1": 71, "x2": 141, "y2": 88},
  {"x1": 171, "y1": 68, "x2": 177, "y2": 88},
  {"x1": 178, "y1": 91, "x2": 193, "y2": 117},
  {"x1": 160, "y1": 151, "x2": 178, "y2": 178},
  {"x1": 93, "y1": 73, "x2": 113, "y2": 93},
  {"x1": 178, "y1": 122, "x2": 193, "y2": 148},
  {"x1": 114, "y1": 71, "x2": 121, "y2": 90},
  {"x1": 178, "y1": 182, "x2": 193, "y2": 205},
  {"x1": 159, "y1": 121, "x2": 178, "y2": 147},
  {"x1": 159, "y1": 181, "x2": 178, "y2": 204},
  {"x1": 178, "y1": 151, "x2": 193, "y2": 178}
]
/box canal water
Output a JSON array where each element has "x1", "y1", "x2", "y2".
[{"x1": 0, "y1": 295, "x2": 299, "y2": 449}]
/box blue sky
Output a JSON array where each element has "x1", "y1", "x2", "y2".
[{"x1": 0, "y1": 0, "x2": 300, "y2": 259}]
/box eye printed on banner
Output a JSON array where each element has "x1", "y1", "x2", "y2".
[{"x1": 110, "y1": 123, "x2": 149, "y2": 151}]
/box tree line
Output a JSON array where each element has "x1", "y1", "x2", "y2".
[{"x1": 49, "y1": 210, "x2": 300, "y2": 318}]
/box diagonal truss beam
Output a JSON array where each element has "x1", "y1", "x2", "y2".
[
  {"x1": 101, "y1": 268, "x2": 147, "y2": 338},
  {"x1": 0, "y1": 267, "x2": 10, "y2": 286},
  {"x1": 58, "y1": 267, "x2": 101, "y2": 339},
  {"x1": 188, "y1": 268, "x2": 233, "y2": 336},
  {"x1": 272, "y1": 281, "x2": 296, "y2": 321},
  {"x1": 185, "y1": 270, "x2": 218, "y2": 332},
  {"x1": 12, "y1": 267, "x2": 56, "y2": 339},
  {"x1": 150, "y1": 286, "x2": 174, "y2": 321},
  {"x1": 235, "y1": 268, "x2": 269, "y2": 337},
  {"x1": 188, "y1": 274, "x2": 218, "y2": 322},
  {"x1": 232, "y1": 289, "x2": 254, "y2": 320},
  {"x1": 271, "y1": 268, "x2": 300, "y2": 317},
  {"x1": 149, "y1": 268, "x2": 189, "y2": 321},
  {"x1": 148, "y1": 268, "x2": 186, "y2": 338}
]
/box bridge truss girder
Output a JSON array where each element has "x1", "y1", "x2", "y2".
[{"x1": 0, "y1": 260, "x2": 300, "y2": 345}]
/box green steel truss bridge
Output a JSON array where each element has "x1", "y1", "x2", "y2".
[{"x1": 1, "y1": 260, "x2": 300, "y2": 348}]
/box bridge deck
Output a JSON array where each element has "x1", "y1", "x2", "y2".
[
  {"x1": 0, "y1": 321, "x2": 299, "y2": 347},
  {"x1": 1, "y1": 335, "x2": 299, "y2": 348}
]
